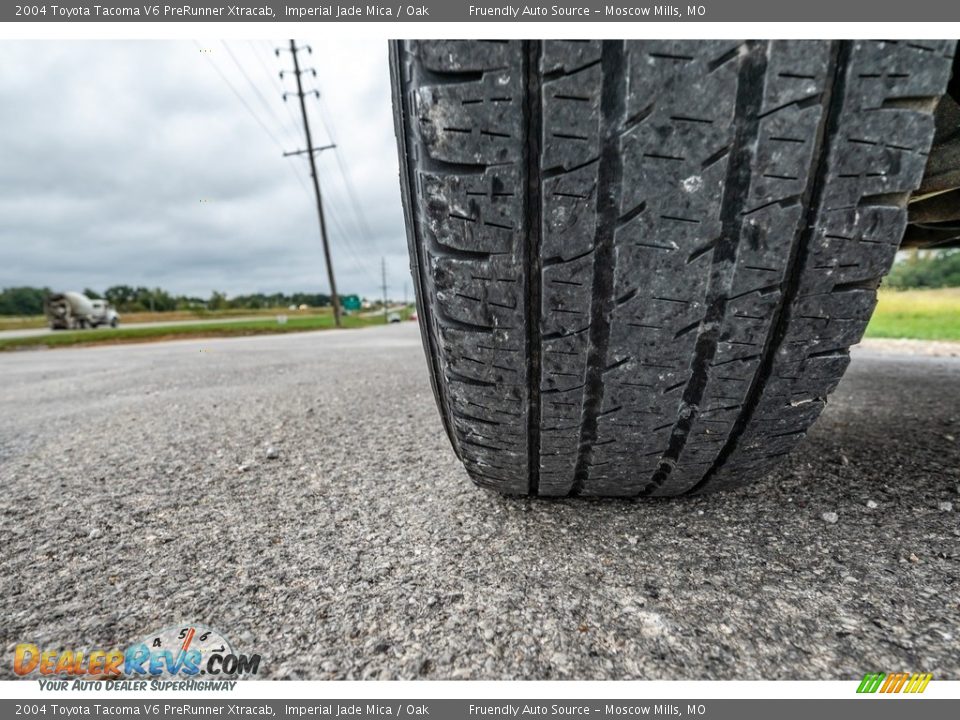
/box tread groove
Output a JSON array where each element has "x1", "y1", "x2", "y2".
[
  {"x1": 645, "y1": 40, "x2": 769, "y2": 495},
  {"x1": 687, "y1": 41, "x2": 848, "y2": 495},
  {"x1": 570, "y1": 40, "x2": 627, "y2": 496},
  {"x1": 526, "y1": 40, "x2": 544, "y2": 496}
]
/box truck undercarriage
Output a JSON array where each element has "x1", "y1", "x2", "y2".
[{"x1": 906, "y1": 55, "x2": 960, "y2": 248}]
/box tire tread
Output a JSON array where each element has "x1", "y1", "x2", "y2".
[{"x1": 391, "y1": 39, "x2": 954, "y2": 497}]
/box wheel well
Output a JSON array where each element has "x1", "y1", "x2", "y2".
[{"x1": 905, "y1": 50, "x2": 960, "y2": 249}]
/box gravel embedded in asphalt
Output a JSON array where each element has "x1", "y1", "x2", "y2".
[{"x1": 1, "y1": 324, "x2": 958, "y2": 680}]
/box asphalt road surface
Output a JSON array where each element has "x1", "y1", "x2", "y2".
[{"x1": 1, "y1": 324, "x2": 958, "y2": 680}]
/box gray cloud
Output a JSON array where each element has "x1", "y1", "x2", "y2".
[{"x1": 0, "y1": 39, "x2": 410, "y2": 300}]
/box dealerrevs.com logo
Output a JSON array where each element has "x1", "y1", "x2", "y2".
[{"x1": 13, "y1": 625, "x2": 261, "y2": 680}]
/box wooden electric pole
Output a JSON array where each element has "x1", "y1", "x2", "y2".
[
  {"x1": 381, "y1": 257, "x2": 389, "y2": 324},
  {"x1": 280, "y1": 39, "x2": 341, "y2": 327}
]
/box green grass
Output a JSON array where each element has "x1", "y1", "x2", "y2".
[
  {"x1": 0, "y1": 315, "x2": 46, "y2": 331},
  {"x1": 0, "y1": 313, "x2": 389, "y2": 351},
  {"x1": 866, "y1": 288, "x2": 960, "y2": 341},
  {"x1": 0, "y1": 306, "x2": 334, "y2": 331}
]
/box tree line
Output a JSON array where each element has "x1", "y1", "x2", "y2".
[
  {"x1": 0, "y1": 286, "x2": 336, "y2": 316},
  {"x1": 883, "y1": 249, "x2": 960, "y2": 289}
]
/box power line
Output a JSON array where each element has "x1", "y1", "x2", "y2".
[
  {"x1": 201, "y1": 39, "x2": 380, "y2": 296},
  {"x1": 283, "y1": 158, "x2": 380, "y2": 292},
  {"x1": 196, "y1": 40, "x2": 326, "y2": 236},
  {"x1": 250, "y1": 40, "x2": 304, "y2": 143},
  {"x1": 311, "y1": 97, "x2": 387, "y2": 290},
  {"x1": 194, "y1": 40, "x2": 287, "y2": 154},
  {"x1": 320, "y1": 193, "x2": 381, "y2": 288},
  {"x1": 221, "y1": 40, "x2": 297, "y2": 146},
  {"x1": 316, "y1": 99, "x2": 377, "y2": 243},
  {"x1": 278, "y1": 120, "x2": 381, "y2": 291},
  {"x1": 273, "y1": 47, "x2": 378, "y2": 273},
  {"x1": 270, "y1": 93, "x2": 378, "y2": 288},
  {"x1": 262, "y1": 49, "x2": 379, "y2": 290},
  {"x1": 287, "y1": 56, "x2": 381, "y2": 287},
  {"x1": 322, "y1": 195, "x2": 381, "y2": 286},
  {"x1": 286, "y1": 158, "x2": 312, "y2": 195}
]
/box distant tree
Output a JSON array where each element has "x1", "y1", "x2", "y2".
[
  {"x1": 208, "y1": 291, "x2": 228, "y2": 311},
  {"x1": 132, "y1": 287, "x2": 151, "y2": 312},
  {"x1": 0, "y1": 285, "x2": 354, "y2": 315},
  {"x1": 220, "y1": 292, "x2": 332, "y2": 309},
  {"x1": 291, "y1": 292, "x2": 330, "y2": 307},
  {"x1": 104, "y1": 285, "x2": 136, "y2": 311},
  {"x1": 229, "y1": 293, "x2": 268, "y2": 309},
  {"x1": 175, "y1": 296, "x2": 203, "y2": 310},
  {"x1": 884, "y1": 249, "x2": 960, "y2": 289},
  {"x1": 146, "y1": 287, "x2": 175, "y2": 312},
  {"x1": 0, "y1": 286, "x2": 49, "y2": 315},
  {"x1": 121, "y1": 287, "x2": 170, "y2": 312}
]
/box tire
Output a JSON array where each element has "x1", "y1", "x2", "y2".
[{"x1": 391, "y1": 40, "x2": 955, "y2": 497}]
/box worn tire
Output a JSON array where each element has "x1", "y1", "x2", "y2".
[{"x1": 390, "y1": 40, "x2": 955, "y2": 497}]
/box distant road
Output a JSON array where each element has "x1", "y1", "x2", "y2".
[
  {"x1": 0, "y1": 314, "x2": 287, "y2": 340},
  {"x1": 0, "y1": 308, "x2": 407, "y2": 340},
  {"x1": 359, "y1": 304, "x2": 409, "y2": 318}
]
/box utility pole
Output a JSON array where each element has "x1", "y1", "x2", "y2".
[
  {"x1": 381, "y1": 257, "x2": 389, "y2": 325},
  {"x1": 279, "y1": 39, "x2": 341, "y2": 327}
]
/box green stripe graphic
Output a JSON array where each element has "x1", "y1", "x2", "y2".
[{"x1": 857, "y1": 673, "x2": 885, "y2": 693}]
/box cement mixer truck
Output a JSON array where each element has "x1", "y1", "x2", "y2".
[{"x1": 44, "y1": 292, "x2": 120, "y2": 330}]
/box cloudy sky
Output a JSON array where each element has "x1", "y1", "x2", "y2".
[{"x1": 0, "y1": 39, "x2": 408, "y2": 300}]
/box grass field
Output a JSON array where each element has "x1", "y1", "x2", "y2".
[
  {"x1": 866, "y1": 287, "x2": 960, "y2": 341},
  {"x1": 0, "y1": 310, "x2": 411, "y2": 352},
  {"x1": 0, "y1": 315, "x2": 46, "y2": 331},
  {"x1": 0, "y1": 306, "x2": 333, "y2": 332}
]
